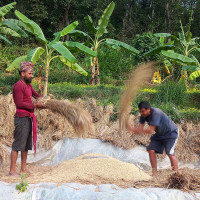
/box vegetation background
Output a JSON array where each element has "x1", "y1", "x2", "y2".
[{"x1": 1, "y1": 0, "x2": 200, "y2": 123}]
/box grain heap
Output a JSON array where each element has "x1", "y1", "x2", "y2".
[{"x1": 29, "y1": 153, "x2": 151, "y2": 187}]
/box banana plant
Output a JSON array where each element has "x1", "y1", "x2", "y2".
[
  {"x1": 144, "y1": 33, "x2": 175, "y2": 83},
  {"x1": 0, "y1": 2, "x2": 28, "y2": 44},
  {"x1": 145, "y1": 11, "x2": 200, "y2": 84},
  {"x1": 6, "y1": 10, "x2": 97, "y2": 96},
  {"x1": 145, "y1": 30, "x2": 199, "y2": 84},
  {"x1": 69, "y1": 1, "x2": 139, "y2": 85}
]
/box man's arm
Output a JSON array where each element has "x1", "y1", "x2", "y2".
[
  {"x1": 128, "y1": 123, "x2": 156, "y2": 134},
  {"x1": 13, "y1": 85, "x2": 34, "y2": 110},
  {"x1": 30, "y1": 85, "x2": 46, "y2": 109}
]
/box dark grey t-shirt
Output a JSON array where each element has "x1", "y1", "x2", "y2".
[{"x1": 139, "y1": 107, "x2": 178, "y2": 138}]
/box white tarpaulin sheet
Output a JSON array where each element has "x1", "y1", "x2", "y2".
[
  {"x1": 2, "y1": 138, "x2": 200, "y2": 200},
  {"x1": 14, "y1": 138, "x2": 199, "y2": 170},
  {"x1": 0, "y1": 182, "x2": 199, "y2": 200}
]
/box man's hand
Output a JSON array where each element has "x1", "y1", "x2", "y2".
[
  {"x1": 34, "y1": 103, "x2": 46, "y2": 109},
  {"x1": 127, "y1": 123, "x2": 140, "y2": 134}
]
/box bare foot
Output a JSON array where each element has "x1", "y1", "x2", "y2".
[
  {"x1": 20, "y1": 170, "x2": 31, "y2": 176},
  {"x1": 152, "y1": 170, "x2": 158, "y2": 178},
  {"x1": 8, "y1": 172, "x2": 20, "y2": 177}
]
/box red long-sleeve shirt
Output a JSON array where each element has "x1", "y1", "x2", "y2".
[{"x1": 13, "y1": 80, "x2": 40, "y2": 117}]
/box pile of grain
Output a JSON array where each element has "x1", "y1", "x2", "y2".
[
  {"x1": 29, "y1": 153, "x2": 151, "y2": 187},
  {"x1": 2, "y1": 165, "x2": 200, "y2": 191}
]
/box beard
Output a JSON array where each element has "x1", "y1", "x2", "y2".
[{"x1": 24, "y1": 76, "x2": 32, "y2": 84}]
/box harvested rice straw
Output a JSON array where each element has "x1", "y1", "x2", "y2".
[
  {"x1": 167, "y1": 171, "x2": 200, "y2": 191},
  {"x1": 44, "y1": 99, "x2": 94, "y2": 137},
  {"x1": 175, "y1": 126, "x2": 198, "y2": 162},
  {"x1": 94, "y1": 105, "x2": 114, "y2": 136},
  {"x1": 0, "y1": 143, "x2": 9, "y2": 164},
  {"x1": 119, "y1": 62, "x2": 155, "y2": 135}
]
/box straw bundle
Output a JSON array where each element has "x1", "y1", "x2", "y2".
[
  {"x1": 0, "y1": 143, "x2": 9, "y2": 164},
  {"x1": 167, "y1": 171, "x2": 200, "y2": 191},
  {"x1": 75, "y1": 98, "x2": 104, "y2": 122},
  {"x1": 100, "y1": 119, "x2": 137, "y2": 149},
  {"x1": 175, "y1": 125, "x2": 198, "y2": 162},
  {"x1": 95, "y1": 105, "x2": 113, "y2": 136},
  {"x1": 119, "y1": 62, "x2": 155, "y2": 135},
  {"x1": 44, "y1": 99, "x2": 94, "y2": 137}
]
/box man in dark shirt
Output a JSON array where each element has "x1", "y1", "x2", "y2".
[
  {"x1": 128, "y1": 101, "x2": 178, "y2": 176},
  {"x1": 9, "y1": 61, "x2": 45, "y2": 176}
]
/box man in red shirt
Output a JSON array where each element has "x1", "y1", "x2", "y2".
[{"x1": 9, "y1": 61, "x2": 45, "y2": 176}]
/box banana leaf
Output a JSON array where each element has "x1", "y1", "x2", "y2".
[
  {"x1": 2, "y1": 19, "x2": 28, "y2": 38},
  {"x1": 0, "y1": 33, "x2": 11, "y2": 44},
  {"x1": 52, "y1": 42, "x2": 76, "y2": 63},
  {"x1": 68, "y1": 30, "x2": 89, "y2": 37},
  {"x1": 189, "y1": 70, "x2": 200, "y2": 81},
  {"x1": 84, "y1": 15, "x2": 97, "y2": 34},
  {"x1": 6, "y1": 55, "x2": 27, "y2": 71},
  {"x1": 64, "y1": 41, "x2": 97, "y2": 57},
  {"x1": 27, "y1": 47, "x2": 45, "y2": 64},
  {"x1": 144, "y1": 45, "x2": 174, "y2": 56},
  {"x1": 0, "y1": 2, "x2": 16, "y2": 17},
  {"x1": 96, "y1": 2, "x2": 115, "y2": 38},
  {"x1": 105, "y1": 39, "x2": 139, "y2": 54},
  {"x1": 59, "y1": 56, "x2": 88, "y2": 76},
  {"x1": 154, "y1": 33, "x2": 171, "y2": 38},
  {"x1": 0, "y1": 27, "x2": 20, "y2": 37},
  {"x1": 15, "y1": 10, "x2": 47, "y2": 44},
  {"x1": 161, "y1": 50, "x2": 196, "y2": 65}
]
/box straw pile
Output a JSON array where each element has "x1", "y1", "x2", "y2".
[
  {"x1": 0, "y1": 143, "x2": 9, "y2": 164},
  {"x1": 175, "y1": 125, "x2": 198, "y2": 162},
  {"x1": 74, "y1": 98, "x2": 104, "y2": 123},
  {"x1": 167, "y1": 171, "x2": 200, "y2": 191},
  {"x1": 43, "y1": 99, "x2": 94, "y2": 137},
  {"x1": 0, "y1": 94, "x2": 15, "y2": 148}
]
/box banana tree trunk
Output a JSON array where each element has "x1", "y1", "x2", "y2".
[
  {"x1": 95, "y1": 57, "x2": 100, "y2": 85},
  {"x1": 90, "y1": 57, "x2": 96, "y2": 85},
  {"x1": 37, "y1": 66, "x2": 42, "y2": 95},
  {"x1": 43, "y1": 64, "x2": 49, "y2": 97}
]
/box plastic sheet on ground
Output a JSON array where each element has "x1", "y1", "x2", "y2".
[
  {"x1": 6, "y1": 138, "x2": 199, "y2": 170},
  {"x1": 0, "y1": 182, "x2": 199, "y2": 200}
]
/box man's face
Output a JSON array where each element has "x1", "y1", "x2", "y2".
[
  {"x1": 22, "y1": 70, "x2": 33, "y2": 84},
  {"x1": 139, "y1": 108, "x2": 151, "y2": 118}
]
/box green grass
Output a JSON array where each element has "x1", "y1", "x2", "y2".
[{"x1": 1, "y1": 74, "x2": 200, "y2": 123}]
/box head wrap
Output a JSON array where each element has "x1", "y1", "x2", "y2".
[{"x1": 20, "y1": 61, "x2": 34, "y2": 72}]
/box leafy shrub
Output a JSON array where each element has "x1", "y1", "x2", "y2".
[
  {"x1": 131, "y1": 32, "x2": 160, "y2": 64},
  {"x1": 16, "y1": 173, "x2": 29, "y2": 192},
  {"x1": 98, "y1": 46, "x2": 136, "y2": 83}
]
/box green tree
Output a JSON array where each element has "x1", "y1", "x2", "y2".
[
  {"x1": 0, "y1": 2, "x2": 27, "y2": 44},
  {"x1": 70, "y1": 1, "x2": 139, "y2": 85},
  {"x1": 144, "y1": 11, "x2": 200, "y2": 83},
  {"x1": 7, "y1": 11, "x2": 97, "y2": 96}
]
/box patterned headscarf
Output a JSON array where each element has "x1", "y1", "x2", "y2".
[{"x1": 20, "y1": 61, "x2": 34, "y2": 72}]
